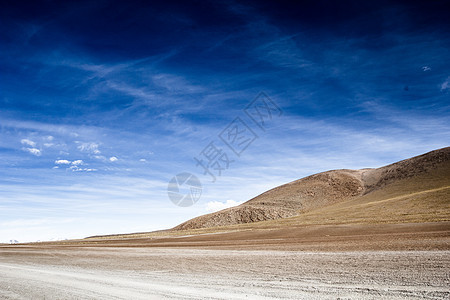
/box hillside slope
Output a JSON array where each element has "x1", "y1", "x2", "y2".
[{"x1": 174, "y1": 147, "x2": 450, "y2": 230}]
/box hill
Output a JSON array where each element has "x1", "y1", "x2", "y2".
[{"x1": 174, "y1": 147, "x2": 450, "y2": 230}]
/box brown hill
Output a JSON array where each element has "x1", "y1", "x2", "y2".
[{"x1": 174, "y1": 147, "x2": 450, "y2": 230}]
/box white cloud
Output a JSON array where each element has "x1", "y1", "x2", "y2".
[
  {"x1": 422, "y1": 66, "x2": 431, "y2": 71},
  {"x1": 109, "y1": 156, "x2": 118, "y2": 162},
  {"x1": 46, "y1": 136, "x2": 54, "y2": 141},
  {"x1": 139, "y1": 158, "x2": 147, "y2": 162},
  {"x1": 106, "y1": 81, "x2": 157, "y2": 103},
  {"x1": 54, "y1": 159, "x2": 85, "y2": 169},
  {"x1": 441, "y1": 77, "x2": 450, "y2": 91},
  {"x1": 151, "y1": 73, "x2": 204, "y2": 93},
  {"x1": 44, "y1": 143, "x2": 54, "y2": 148},
  {"x1": 77, "y1": 142, "x2": 100, "y2": 154},
  {"x1": 55, "y1": 159, "x2": 71, "y2": 165},
  {"x1": 70, "y1": 166, "x2": 97, "y2": 172},
  {"x1": 205, "y1": 200, "x2": 244, "y2": 213},
  {"x1": 24, "y1": 148, "x2": 41, "y2": 156},
  {"x1": 94, "y1": 155, "x2": 107, "y2": 161},
  {"x1": 21, "y1": 139, "x2": 36, "y2": 147}
]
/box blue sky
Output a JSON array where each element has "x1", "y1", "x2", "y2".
[{"x1": 1, "y1": 0, "x2": 449, "y2": 242}]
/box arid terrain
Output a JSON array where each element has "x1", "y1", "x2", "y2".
[
  {"x1": 1, "y1": 247, "x2": 449, "y2": 299},
  {"x1": 0, "y1": 147, "x2": 449, "y2": 299}
]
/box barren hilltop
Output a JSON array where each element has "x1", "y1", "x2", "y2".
[{"x1": 175, "y1": 147, "x2": 450, "y2": 230}]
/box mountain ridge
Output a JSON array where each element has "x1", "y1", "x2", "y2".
[{"x1": 174, "y1": 147, "x2": 450, "y2": 230}]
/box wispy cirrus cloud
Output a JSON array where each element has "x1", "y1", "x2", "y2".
[{"x1": 441, "y1": 76, "x2": 450, "y2": 91}]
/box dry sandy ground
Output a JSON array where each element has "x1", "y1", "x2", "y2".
[
  {"x1": 80, "y1": 222, "x2": 450, "y2": 251},
  {"x1": 0, "y1": 246, "x2": 449, "y2": 299}
]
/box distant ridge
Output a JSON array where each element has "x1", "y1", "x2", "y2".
[{"x1": 174, "y1": 147, "x2": 450, "y2": 230}]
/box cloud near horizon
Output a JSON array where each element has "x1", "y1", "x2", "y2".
[{"x1": 206, "y1": 200, "x2": 245, "y2": 213}]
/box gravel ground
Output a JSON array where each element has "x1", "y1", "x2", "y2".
[{"x1": 0, "y1": 247, "x2": 448, "y2": 299}]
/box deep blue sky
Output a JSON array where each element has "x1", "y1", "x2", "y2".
[{"x1": 1, "y1": 0, "x2": 449, "y2": 242}]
